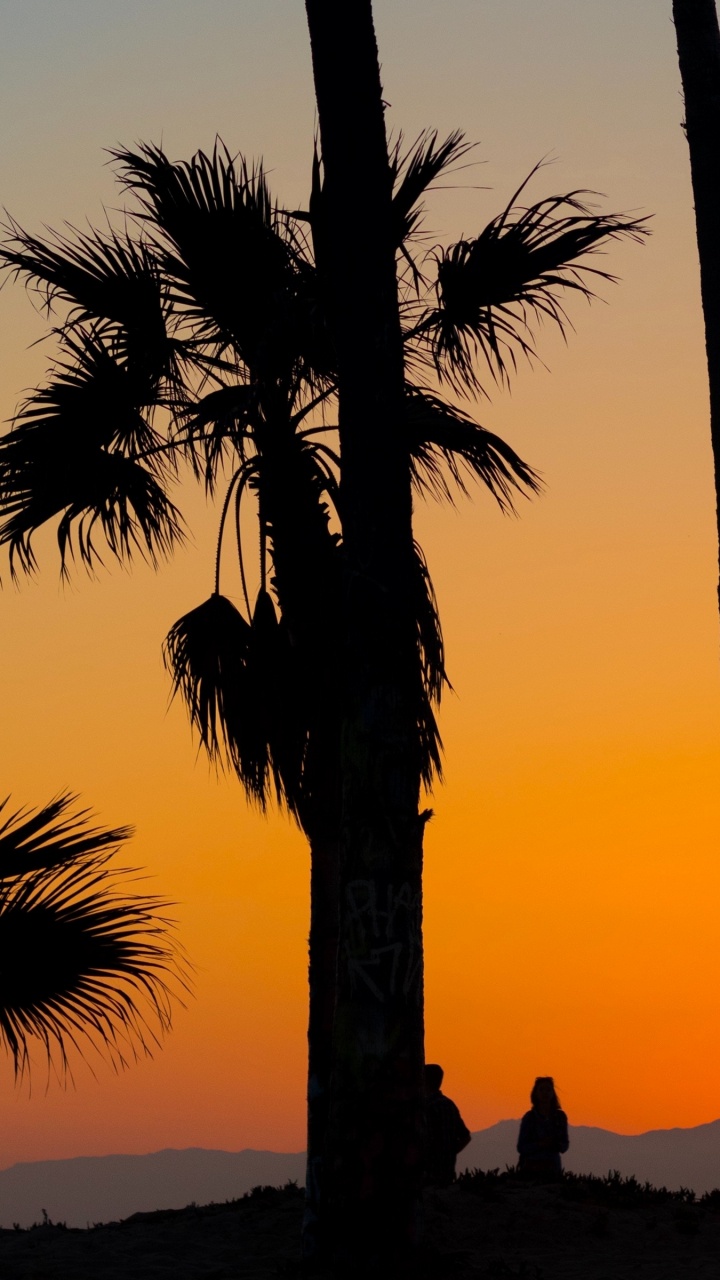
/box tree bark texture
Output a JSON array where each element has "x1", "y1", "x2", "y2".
[
  {"x1": 256, "y1": 426, "x2": 344, "y2": 1259},
  {"x1": 303, "y1": 829, "x2": 340, "y2": 1259},
  {"x1": 304, "y1": 1, "x2": 426, "y2": 1272},
  {"x1": 673, "y1": 0, "x2": 720, "y2": 606}
]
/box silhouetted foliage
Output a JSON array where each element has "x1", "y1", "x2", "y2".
[
  {"x1": 0, "y1": 127, "x2": 645, "y2": 1263},
  {"x1": 0, "y1": 138, "x2": 646, "y2": 806},
  {"x1": 0, "y1": 792, "x2": 187, "y2": 1077},
  {"x1": 426, "y1": 179, "x2": 642, "y2": 392},
  {"x1": 457, "y1": 1165, "x2": 704, "y2": 1208}
]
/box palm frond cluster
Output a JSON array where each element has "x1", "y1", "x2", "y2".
[
  {"x1": 0, "y1": 793, "x2": 187, "y2": 1077},
  {"x1": 427, "y1": 177, "x2": 642, "y2": 390},
  {"x1": 0, "y1": 136, "x2": 647, "y2": 818}
]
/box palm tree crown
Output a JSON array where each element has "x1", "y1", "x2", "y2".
[{"x1": 0, "y1": 135, "x2": 647, "y2": 820}]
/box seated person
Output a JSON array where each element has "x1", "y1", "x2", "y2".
[
  {"x1": 424, "y1": 1062, "x2": 472, "y2": 1186},
  {"x1": 517, "y1": 1076, "x2": 569, "y2": 1179}
]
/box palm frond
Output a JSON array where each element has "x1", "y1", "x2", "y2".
[
  {"x1": 304, "y1": 140, "x2": 326, "y2": 277},
  {"x1": 0, "y1": 794, "x2": 187, "y2": 1079},
  {"x1": 174, "y1": 383, "x2": 257, "y2": 492},
  {"x1": 0, "y1": 332, "x2": 183, "y2": 576},
  {"x1": 417, "y1": 696, "x2": 442, "y2": 790},
  {"x1": 110, "y1": 141, "x2": 299, "y2": 372},
  {"x1": 391, "y1": 129, "x2": 474, "y2": 248},
  {"x1": 0, "y1": 441, "x2": 183, "y2": 578},
  {"x1": 0, "y1": 221, "x2": 180, "y2": 393},
  {"x1": 0, "y1": 793, "x2": 130, "y2": 878},
  {"x1": 411, "y1": 543, "x2": 447, "y2": 787},
  {"x1": 164, "y1": 591, "x2": 306, "y2": 812},
  {"x1": 405, "y1": 386, "x2": 541, "y2": 512},
  {"x1": 425, "y1": 182, "x2": 649, "y2": 391},
  {"x1": 1, "y1": 219, "x2": 164, "y2": 331},
  {"x1": 164, "y1": 592, "x2": 253, "y2": 761},
  {"x1": 12, "y1": 326, "x2": 163, "y2": 456},
  {"x1": 412, "y1": 542, "x2": 447, "y2": 707}
]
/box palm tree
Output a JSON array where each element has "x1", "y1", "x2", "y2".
[
  {"x1": 0, "y1": 791, "x2": 185, "y2": 1078},
  {"x1": 309, "y1": 2, "x2": 648, "y2": 1261},
  {"x1": 673, "y1": 0, "x2": 720, "y2": 609},
  {"x1": 0, "y1": 132, "x2": 644, "y2": 1262},
  {"x1": 304, "y1": 6, "x2": 430, "y2": 1266}
]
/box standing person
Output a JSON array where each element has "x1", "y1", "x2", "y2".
[
  {"x1": 517, "y1": 1076, "x2": 569, "y2": 1179},
  {"x1": 424, "y1": 1063, "x2": 472, "y2": 1187}
]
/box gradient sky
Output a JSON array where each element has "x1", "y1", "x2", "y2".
[{"x1": 1, "y1": 1, "x2": 718, "y2": 1167}]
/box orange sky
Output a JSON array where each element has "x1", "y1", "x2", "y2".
[{"x1": 0, "y1": 1, "x2": 718, "y2": 1166}]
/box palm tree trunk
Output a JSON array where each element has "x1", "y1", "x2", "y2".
[
  {"x1": 255, "y1": 430, "x2": 344, "y2": 1259},
  {"x1": 673, "y1": 0, "x2": 720, "y2": 607},
  {"x1": 303, "y1": 825, "x2": 340, "y2": 1258},
  {"x1": 304, "y1": 1, "x2": 426, "y2": 1271}
]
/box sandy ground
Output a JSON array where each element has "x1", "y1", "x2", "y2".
[{"x1": 1, "y1": 1175, "x2": 719, "y2": 1278}]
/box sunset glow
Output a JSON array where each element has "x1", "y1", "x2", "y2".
[{"x1": 0, "y1": 0, "x2": 718, "y2": 1167}]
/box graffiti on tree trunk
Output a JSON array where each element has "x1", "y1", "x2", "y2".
[{"x1": 342, "y1": 878, "x2": 422, "y2": 1002}]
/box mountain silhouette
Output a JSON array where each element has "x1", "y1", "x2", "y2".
[
  {"x1": 0, "y1": 1149, "x2": 306, "y2": 1229},
  {"x1": 2, "y1": 1120, "x2": 719, "y2": 1228},
  {"x1": 460, "y1": 1118, "x2": 720, "y2": 1193}
]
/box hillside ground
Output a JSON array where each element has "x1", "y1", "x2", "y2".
[{"x1": 1, "y1": 1169, "x2": 719, "y2": 1278}]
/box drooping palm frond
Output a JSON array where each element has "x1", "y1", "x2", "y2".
[
  {"x1": 164, "y1": 592, "x2": 253, "y2": 761},
  {"x1": 164, "y1": 590, "x2": 306, "y2": 812},
  {"x1": 410, "y1": 542, "x2": 448, "y2": 785},
  {"x1": 0, "y1": 793, "x2": 187, "y2": 1079},
  {"x1": 417, "y1": 695, "x2": 442, "y2": 790},
  {"x1": 0, "y1": 438, "x2": 183, "y2": 578},
  {"x1": 405, "y1": 386, "x2": 541, "y2": 512},
  {"x1": 425, "y1": 182, "x2": 649, "y2": 391},
  {"x1": 0, "y1": 330, "x2": 183, "y2": 577},
  {"x1": 411, "y1": 541, "x2": 447, "y2": 708}
]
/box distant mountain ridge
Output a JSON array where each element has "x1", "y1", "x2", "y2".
[
  {"x1": 0, "y1": 1149, "x2": 307, "y2": 1230},
  {"x1": 2, "y1": 1119, "x2": 719, "y2": 1229},
  {"x1": 459, "y1": 1117, "x2": 720, "y2": 1194}
]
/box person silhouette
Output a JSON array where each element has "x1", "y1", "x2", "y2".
[
  {"x1": 517, "y1": 1076, "x2": 569, "y2": 1179},
  {"x1": 424, "y1": 1063, "x2": 472, "y2": 1187}
]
